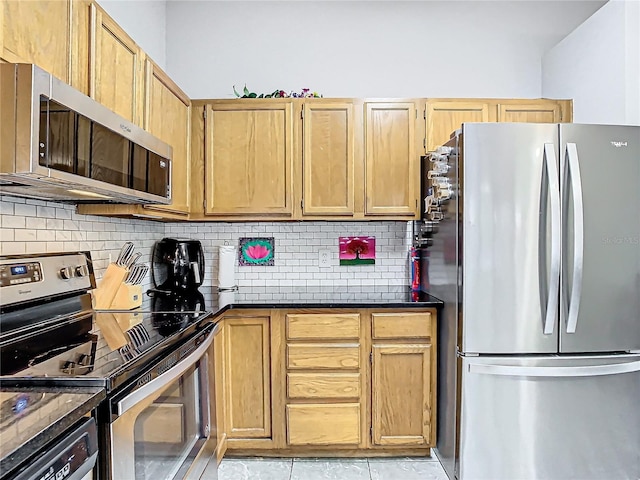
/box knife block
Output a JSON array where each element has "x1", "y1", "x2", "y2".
[
  {"x1": 109, "y1": 284, "x2": 143, "y2": 310},
  {"x1": 92, "y1": 263, "x2": 129, "y2": 309}
]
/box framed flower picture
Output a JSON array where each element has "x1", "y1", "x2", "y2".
[
  {"x1": 238, "y1": 237, "x2": 274, "y2": 266},
  {"x1": 339, "y1": 236, "x2": 375, "y2": 265}
]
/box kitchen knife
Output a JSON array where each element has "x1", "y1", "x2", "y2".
[
  {"x1": 125, "y1": 252, "x2": 142, "y2": 269},
  {"x1": 116, "y1": 242, "x2": 134, "y2": 266}
]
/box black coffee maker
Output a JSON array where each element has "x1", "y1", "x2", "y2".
[{"x1": 151, "y1": 238, "x2": 205, "y2": 293}]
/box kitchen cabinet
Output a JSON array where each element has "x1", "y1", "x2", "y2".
[
  {"x1": 89, "y1": 3, "x2": 144, "y2": 126},
  {"x1": 222, "y1": 312, "x2": 286, "y2": 451},
  {"x1": 203, "y1": 101, "x2": 294, "y2": 217},
  {"x1": 425, "y1": 98, "x2": 573, "y2": 151},
  {"x1": 300, "y1": 102, "x2": 355, "y2": 216},
  {"x1": 364, "y1": 102, "x2": 419, "y2": 217},
  {"x1": 212, "y1": 321, "x2": 227, "y2": 465},
  {"x1": 192, "y1": 98, "x2": 422, "y2": 221},
  {"x1": 425, "y1": 101, "x2": 491, "y2": 153},
  {"x1": 284, "y1": 312, "x2": 366, "y2": 447},
  {"x1": 497, "y1": 102, "x2": 563, "y2": 123},
  {"x1": 219, "y1": 307, "x2": 437, "y2": 457},
  {"x1": 0, "y1": 0, "x2": 73, "y2": 84},
  {"x1": 370, "y1": 312, "x2": 435, "y2": 447},
  {"x1": 78, "y1": 59, "x2": 192, "y2": 219}
]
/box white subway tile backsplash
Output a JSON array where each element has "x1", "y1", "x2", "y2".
[{"x1": 1, "y1": 196, "x2": 413, "y2": 301}]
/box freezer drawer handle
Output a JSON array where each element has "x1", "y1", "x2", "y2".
[
  {"x1": 469, "y1": 360, "x2": 640, "y2": 377},
  {"x1": 565, "y1": 143, "x2": 584, "y2": 334},
  {"x1": 542, "y1": 143, "x2": 561, "y2": 335}
]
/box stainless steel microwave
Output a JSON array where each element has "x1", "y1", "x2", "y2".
[{"x1": 0, "y1": 63, "x2": 172, "y2": 204}]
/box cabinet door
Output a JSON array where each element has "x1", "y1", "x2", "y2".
[
  {"x1": 143, "y1": 59, "x2": 190, "y2": 215},
  {"x1": 364, "y1": 102, "x2": 417, "y2": 216},
  {"x1": 497, "y1": 102, "x2": 562, "y2": 123},
  {"x1": 302, "y1": 102, "x2": 355, "y2": 216},
  {"x1": 205, "y1": 102, "x2": 293, "y2": 216},
  {"x1": 371, "y1": 344, "x2": 432, "y2": 446},
  {"x1": 1, "y1": 0, "x2": 72, "y2": 83},
  {"x1": 426, "y1": 101, "x2": 490, "y2": 151},
  {"x1": 90, "y1": 3, "x2": 143, "y2": 125},
  {"x1": 212, "y1": 323, "x2": 227, "y2": 464},
  {"x1": 224, "y1": 316, "x2": 271, "y2": 439}
]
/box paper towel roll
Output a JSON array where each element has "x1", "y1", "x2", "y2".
[
  {"x1": 218, "y1": 290, "x2": 236, "y2": 308},
  {"x1": 218, "y1": 245, "x2": 237, "y2": 289}
]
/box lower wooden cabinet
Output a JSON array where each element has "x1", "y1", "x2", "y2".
[
  {"x1": 216, "y1": 307, "x2": 437, "y2": 457},
  {"x1": 223, "y1": 315, "x2": 272, "y2": 440},
  {"x1": 287, "y1": 403, "x2": 361, "y2": 446},
  {"x1": 371, "y1": 344, "x2": 432, "y2": 446}
]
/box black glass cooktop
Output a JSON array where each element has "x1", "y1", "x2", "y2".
[{"x1": 0, "y1": 290, "x2": 212, "y2": 392}]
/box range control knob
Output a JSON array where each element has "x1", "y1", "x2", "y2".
[
  {"x1": 59, "y1": 267, "x2": 73, "y2": 280},
  {"x1": 75, "y1": 265, "x2": 88, "y2": 277}
]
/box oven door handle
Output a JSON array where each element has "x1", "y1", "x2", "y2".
[{"x1": 116, "y1": 324, "x2": 217, "y2": 416}]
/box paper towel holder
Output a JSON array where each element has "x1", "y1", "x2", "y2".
[{"x1": 218, "y1": 285, "x2": 238, "y2": 293}]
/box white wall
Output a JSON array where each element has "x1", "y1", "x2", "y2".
[
  {"x1": 165, "y1": 1, "x2": 604, "y2": 99},
  {"x1": 98, "y1": 0, "x2": 168, "y2": 69},
  {"x1": 542, "y1": 0, "x2": 640, "y2": 125}
]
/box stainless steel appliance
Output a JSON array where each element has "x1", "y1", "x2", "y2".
[
  {"x1": 0, "y1": 252, "x2": 217, "y2": 480},
  {"x1": 423, "y1": 123, "x2": 640, "y2": 480},
  {"x1": 152, "y1": 238, "x2": 205, "y2": 293},
  {"x1": 0, "y1": 63, "x2": 172, "y2": 204},
  {"x1": 2, "y1": 416, "x2": 99, "y2": 480}
]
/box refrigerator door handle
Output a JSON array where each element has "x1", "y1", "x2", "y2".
[
  {"x1": 565, "y1": 143, "x2": 584, "y2": 334},
  {"x1": 543, "y1": 143, "x2": 561, "y2": 335},
  {"x1": 468, "y1": 360, "x2": 640, "y2": 377}
]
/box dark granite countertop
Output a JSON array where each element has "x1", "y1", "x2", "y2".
[
  {"x1": 126, "y1": 286, "x2": 443, "y2": 322},
  {"x1": 0, "y1": 386, "x2": 105, "y2": 477},
  {"x1": 214, "y1": 287, "x2": 443, "y2": 312}
]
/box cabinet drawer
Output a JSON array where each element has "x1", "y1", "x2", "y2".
[
  {"x1": 286, "y1": 313, "x2": 360, "y2": 340},
  {"x1": 287, "y1": 404, "x2": 360, "y2": 445},
  {"x1": 287, "y1": 373, "x2": 361, "y2": 399},
  {"x1": 372, "y1": 312, "x2": 432, "y2": 339},
  {"x1": 287, "y1": 344, "x2": 360, "y2": 369}
]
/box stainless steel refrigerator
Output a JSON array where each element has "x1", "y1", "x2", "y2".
[{"x1": 424, "y1": 123, "x2": 640, "y2": 480}]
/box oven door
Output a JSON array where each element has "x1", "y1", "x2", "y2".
[{"x1": 109, "y1": 325, "x2": 216, "y2": 480}]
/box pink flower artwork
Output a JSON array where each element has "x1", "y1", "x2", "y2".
[{"x1": 239, "y1": 237, "x2": 274, "y2": 266}]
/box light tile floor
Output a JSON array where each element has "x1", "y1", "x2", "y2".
[{"x1": 201, "y1": 454, "x2": 449, "y2": 480}]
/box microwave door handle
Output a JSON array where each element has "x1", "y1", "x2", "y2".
[
  {"x1": 542, "y1": 143, "x2": 561, "y2": 335},
  {"x1": 116, "y1": 324, "x2": 217, "y2": 416},
  {"x1": 565, "y1": 143, "x2": 584, "y2": 334}
]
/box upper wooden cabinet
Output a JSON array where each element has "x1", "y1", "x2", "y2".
[
  {"x1": 204, "y1": 101, "x2": 294, "y2": 217},
  {"x1": 426, "y1": 101, "x2": 491, "y2": 153},
  {"x1": 89, "y1": 3, "x2": 144, "y2": 126},
  {"x1": 301, "y1": 102, "x2": 355, "y2": 216},
  {"x1": 364, "y1": 102, "x2": 418, "y2": 217},
  {"x1": 142, "y1": 59, "x2": 191, "y2": 216},
  {"x1": 497, "y1": 102, "x2": 562, "y2": 123},
  {"x1": 425, "y1": 98, "x2": 573, "y2": 151},
  {"x1": 77, "y1": 59, "x2": 191, "y2": 220},
  {"x1": 1, "y1": 0, "x2": 73, "y2": 82},
  {"x1": 191, "y1": 98, "x2": 422, "y2": 221}
]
